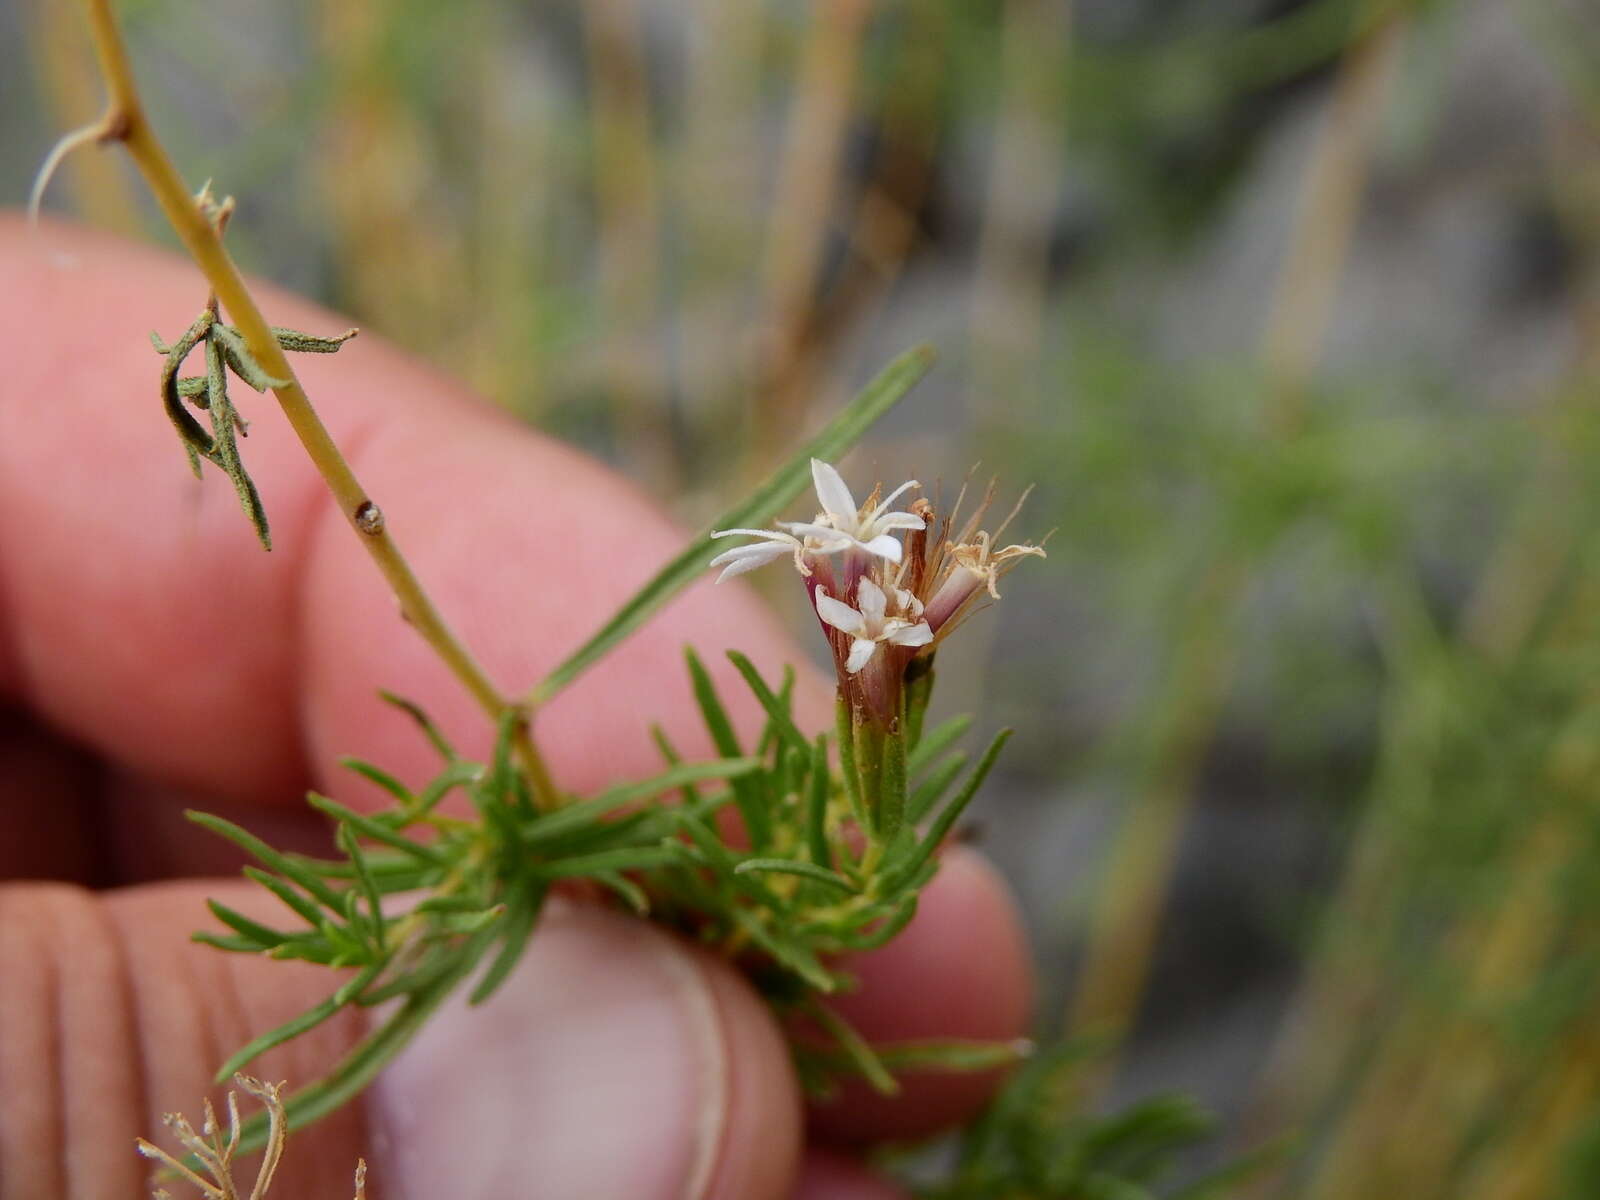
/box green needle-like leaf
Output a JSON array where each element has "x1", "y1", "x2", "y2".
[
  {"x1": 885, "y1": 730, "x2": 1013, "y2": 892},
  {"x1": 530, "y1": 345, "x2": 935, "y2": 705},
  {"x1": 907, "y1": 714, "x2": 973, "y2": 776},
  {"x1": 726, "y1": 651, "x2": 809, "y2": 752},
  {"x1": 306, "y1": 793, "x2": 449, "y2": 866},
  {"x1": 805, "y1": 735, "x2": 833, "y2": 868},
  {"x1": 468, "y1": 878, "x2": 547, "y2": 1005},
  {"x1": 734, "y1": 858, "x2": 857, "y2": 893},
  {"x1": 212, "y1": 961, "x2": 384, "y2": 1082},
  {"x1": 907, "y1": 751, "x2": 968, "y2": 826},
  {"x1": 685, "y1": 649, "x2": 771, "y2": 849},
  {"x1": 188, "y1": 811, "x2": 347, "y2": 911}
]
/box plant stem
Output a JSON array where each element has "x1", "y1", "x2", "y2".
[{"x1": 80, "y1": 0, "x2": 557, "y2": 807}]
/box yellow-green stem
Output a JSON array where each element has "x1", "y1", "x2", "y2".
[{"x1": 81, "y1": 0, "x2": 558, "y2": 808}]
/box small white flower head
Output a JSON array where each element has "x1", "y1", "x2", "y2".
[
  {"x1": 709, "y1": 459, "x2": 924, "y2": 581},
  {"x1": 814, "y1": 578, "x2": 933, "y2": 674},
  {"x1": 779, "y1": 459, "x2": 925, "y2": 564}
]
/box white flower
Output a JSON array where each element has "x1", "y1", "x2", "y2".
[
  {"x1": 778, "y1": 459, "x2": 925, "y2": 564},
  {"x1": 814, "y1": 578, "x2": 933, "y2": 674},
  {"x1": 708, "y1": 459, "x2": 925, "y2": 581},
  {"x1": 707, "y1": 528, "x2": 807, "y2": 581}
]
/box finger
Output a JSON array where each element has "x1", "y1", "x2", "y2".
[
  {"x1": 793, "y1": 1150, "x2": 910, "y2": 1199},
  {"x1": 808, "y1": 847, "x2": 1034, "y2": 1145},
  {"x1": 0, "y1": 879, "x2": 802, "y2": 1199}
]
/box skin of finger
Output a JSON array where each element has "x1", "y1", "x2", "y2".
[
  {"x1": 0, "y1": 880, "x2": 367, "y2": 1199},
  {"x1": 0, "y1": 880, "x2": 804, "y2": 1200},
  {"x1": 793, "y1": 1150, "x2": 912, "y2": 1200},
  {"x1": 807, "y1": 847, "x2": 1034, "y2": 1145}
]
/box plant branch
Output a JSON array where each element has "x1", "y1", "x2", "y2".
[{"x1": 80, "y1": 0, "x2": 556, "y2": 805}]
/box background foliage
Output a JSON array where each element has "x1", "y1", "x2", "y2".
[{"x1": 8, "y1": 0, "x2": 1600, "y2": 1193}]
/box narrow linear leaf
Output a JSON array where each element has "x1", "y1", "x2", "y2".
[
  {"x1": 415, "y1": 759, "x2": 486, "y2": 816},
  {"x1": 808, "y1": 1002, "x2": 899, "y2": 1095},
  {"x1": 805, "y1": 736, "x2": 832, "y2": 868},
  {"x1": 734, "y1": 858, "x2": 856, "y2": 893},
  {"x1": 727, "y1": 651, "x2": 809, "y2": 752},
  {"x1": 268, "y1": 324, "x2": 359, "y2": 353},
  {"x1": 862, "y1": 1038, "x2": 1032, "y2": 1075},
  {"x1": 188, "y1": 810, "x2": 347, "y2": 910},
  {"x1": 283, "y1": 851, "x2": 430, "y2": 887},
  {"x1": 732, "y1": 910, "x2": 836, "y2": 992},
  {"x1": 242, "y1": 866, "x2": 334, "y2": 930},
  {"x1": 907, "y1": 751, "x2": 968, "y2": 826},
  {"x1": 828, "y1": 896, "x2": 919, "y2": 951},
  {"x1": 192, "y1": 932, "x2": 271, "y2": 954},
  {"x1": 516, "y1": 759, "x2": 755, "y2": 849},
  {"x1": 885, "y1": 730, "x2": 1012, "y2": 892},
  {"x1": 379, "y1": 691, "x2": 458, "y2": 760},
  {"x1": 338, "y1": 823, "x2": 387, "y2": 952},
  {"x1": 533, "y1": 845, "x2": 685, "y2": 878},
  {"x1": 907, "y1": 713, "x2": 973, "y2": 776},
  {"x1": 339, "y1": 757, "x2": 415, "y2": 805},
  {"x1": 685, "y1": 649, "x2": 771, "y2": 849},
  {"x1": 203, "y1": 899, "x2": 290, "y2": 950},
  {"x1": 530, "y1": 345, "x2": 935, "y2": 704},
  {"x1": 306, "y1": 793, "x2": 448, "y2": 866},
  {"x1": 593, "y1": 870, "x2": 650, "y2": 915},
  {"x1": 468, "y1": 879, "x2": 547, "y2": 1005},
  {"x1": 212, "y1": 961, "x2": 384, "y2": 1082}
]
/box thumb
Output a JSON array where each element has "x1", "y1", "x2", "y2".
[{"x1": 0, "y1": 881, "x2": 802, "y2": 1199}]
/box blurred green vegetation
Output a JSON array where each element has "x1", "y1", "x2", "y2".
[{"x1": 11, "y1": 0, "x2": 1600, "y2": 1193}]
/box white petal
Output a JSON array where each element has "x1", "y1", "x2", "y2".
[
  {"x1": 869, "y1": 478, "x2": 920, "y2": 519},
  {"x1": 859, "y1": 534, "x2": 903, "y2": 563},
  {"x1": 895, "y1": 588, "x2": 924, "y2": 618},
  {"x1": 779, "y1": 521, "x2": 851, "y2": 545},
  {"x1": 845, "y1": 638, "x2": 879, "y2": 674},
  {"x1": 709, "y1": 542, "x2": 793, "y2": 581},
  {"x1": 711, "y1": 527, "x2": 794, "y2": 542},
  {"x1": 810, "y1": 459, "x2": 858, "y2": 522},
  {"x1": 869, "y1": 512, "x2": 926, "y2": 533},
  {"x1": 814, "y1": 587, "x2": 866, "y2": 636},
  {"x1": 887, "y1": 620, "x2": 934, "y2": 648},
  {"x1": 855, "y1": 577, "x2": 887, "y2": 624}
]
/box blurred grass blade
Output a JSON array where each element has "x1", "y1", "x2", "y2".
[{"x1": 529, "y1": 345, "x2": 935, "y2": 705}]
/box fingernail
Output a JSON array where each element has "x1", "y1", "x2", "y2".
[{"x1": 368, "y1": 898, "x2": 729, "y2": 1199}]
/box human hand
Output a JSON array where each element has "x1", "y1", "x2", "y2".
[{"x1": 0, "y1": 215, "x2": 1032, "y2": 1199}]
